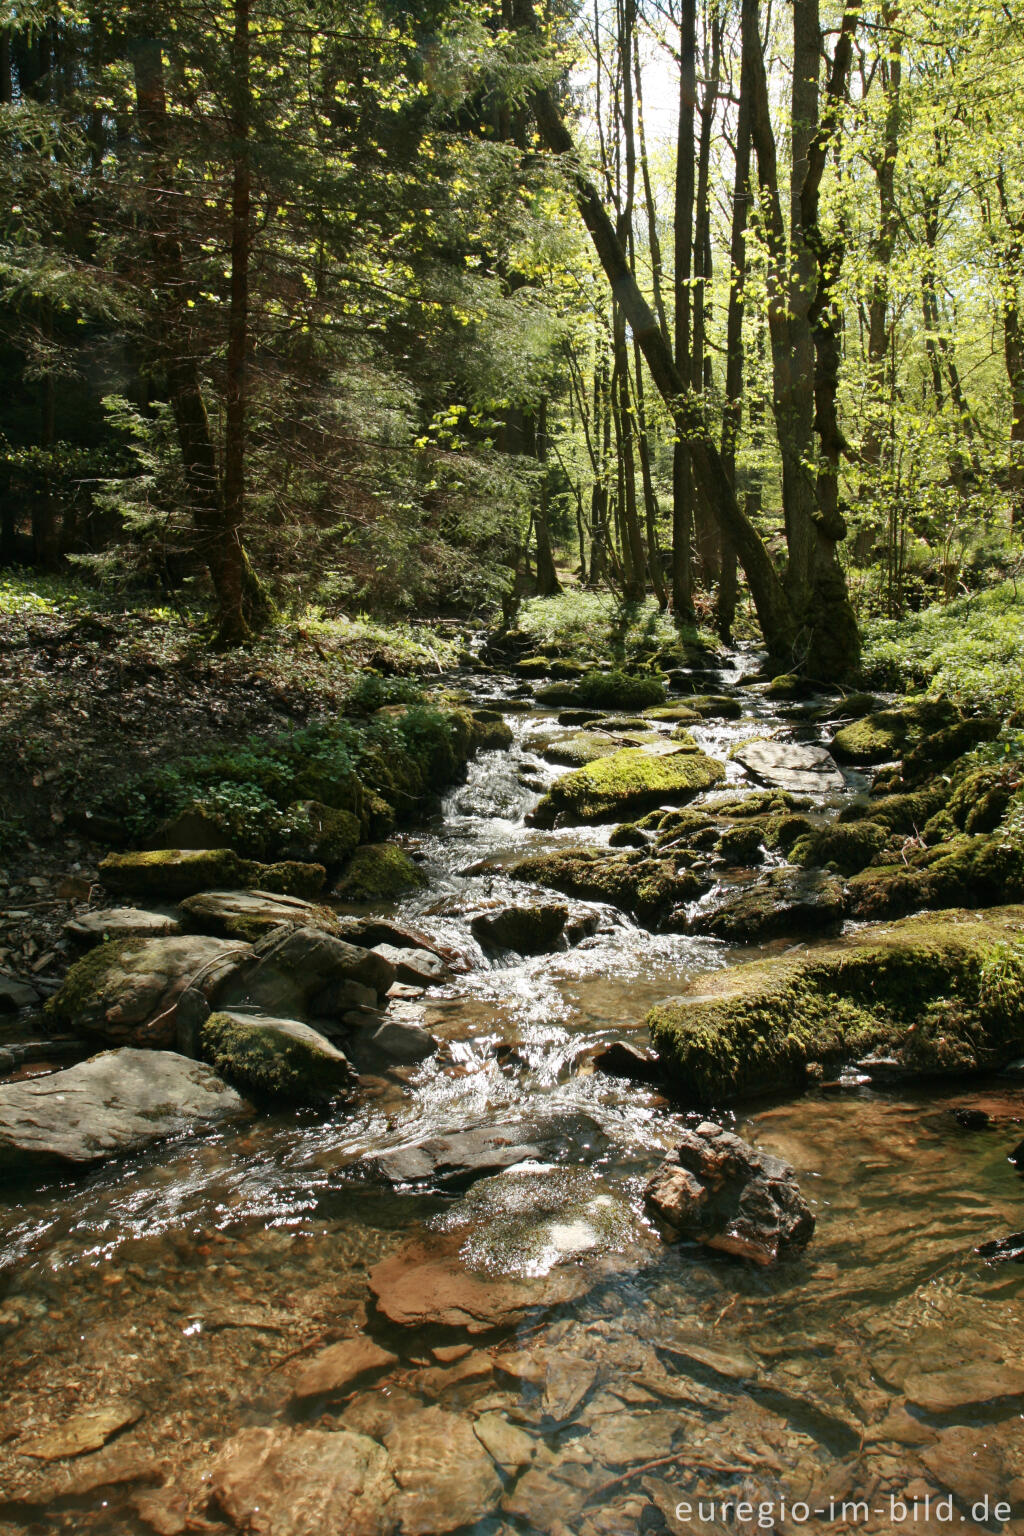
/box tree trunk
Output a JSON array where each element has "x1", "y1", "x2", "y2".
[
  {"x1": 672, "y1": 0, "x2": 697, "y2": 619},
  {"x1": 533, "y1": 397, "x2": 562, "y2": 595}
]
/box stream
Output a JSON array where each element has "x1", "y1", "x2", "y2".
[{"x1": 0, "y1": 650, "x2": 1022, "y2": 1535}]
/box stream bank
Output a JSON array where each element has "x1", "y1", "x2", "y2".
[{"x1": 0, "y1": 643, "x2": 1022, "y2": 1536}]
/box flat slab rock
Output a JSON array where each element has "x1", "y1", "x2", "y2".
[
  {"x1": 370, "y1": 944, "x2": 449, "y2": 986},
  {"x1": 179, "y1": 889, "x2": 337, "y2": 940},
  {"x1": 371, "y1": 1123, "x2": 545, "y2": 1187},
  {"x1": 645, "y1": 1120, "x2": 815, "y2": 1265},
  {"x1": 733, "y1": 739, "x2": 845, "y2": 795},
  {"x1": 0, "y1": 1048, "x2": 246, "y2": 1176},
  {"x1": 64, "y1": 908, "x2": 181, "y2": 943},
  {"x1": 289, "y1": 1337, "x2": 397, "y2": 1403}
]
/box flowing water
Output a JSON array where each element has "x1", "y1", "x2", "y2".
[{"x1": 0, "y1": 652, "x2": 1022, "y2": 1536}]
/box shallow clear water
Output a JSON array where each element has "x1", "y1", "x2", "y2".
[{"x1": 0, "y1": 653, "x2": 1021, "y2": 1535}]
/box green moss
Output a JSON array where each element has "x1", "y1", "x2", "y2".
[
  {"x1": 537, "y1": 732, "x2": 622, "y2": 768},
  {"x1": 947, "y1": 767, "x2": 1016, "y2": 833},
  {"x1": 764, "y1": 813, "x2": 816, "y2": 853},
  {"x1": 763, "y1": 673, "x2": 807, "y2": 700},
  {"x1": 573, "y1": 670, "x2": 666, "y2": 710},
  {"x1": 901, "y1": 717, "x2": 1000, "y2": 781},
  {"x1": 790, "y1": 820, "x2": 888, "y2": 876},
  {"x1": 200, "y1": 1011, "x2": 352, "y2": 1102},
  {"x1": 644, "y1": 705, "x2": 701, "y2": 724},
  {"x1": 686, "y1": 695, "x2": 743, "y2": 720},
  {"x1": 45, "y1": 938, "x2": 146, "y2": 1027},
  {"x1": 608, "y1": 822, "x2": 649, "y2": 848},
  {"x1": 716, "y1": 825, "x2": 765, "y2": 865},
  {"x1": 830, "y1": 712, "x2": 907, "y2": 764},
  {"x1": 510, "y1": 847, "x2": 705, "y2": 920},
  {"x1": 98, "y1": 847, "x2": 326, "y2": 900},
  {"x1": 335, "y1": 842, "x2": 428, "y2": 901},
  {"x1": 471, "y1": 714, "x2": 514, "y2": 751},
  {"x1": 279, "y1": 802, "x2": 361, "y2": 865},
  {"x1": 531, "y1": 746, "x2": 726, "y2": 825},
  {"x1": 840, "y1": 785, "x2": 949, "y2": 835},
  {"x1": 711, "y1": 791, "x2": 811, "y2": 819},
  {"x1": 670, "y1": 726, "x2": 699, "y2": 749},
  {"x1": 648, "y1": 906, "x2": 1024, "y2": 1102},
  {"x1": 846, "y1": 828, "x2": 1024, "y2": 919},
  {"x1": 689, "y1": 867, "x2": 846, "y2": 943}
]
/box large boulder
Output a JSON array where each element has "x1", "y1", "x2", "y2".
[
  {"x1": 0, "y1": 1049, "x2": 246, "y2": 1176},
  {"x1": 47, "y1": 935, "x2": 249, "y2": 1048},
  {"x1": 470, "y1": 903, "x2": 568, "y2": 955},
  {"x1": 370, "y1": 1123, "x2": 546, "y2": 1188},
  {"x1": 199, "y1": 1010, "x2": 354, "y2": 1102},
  {"x1": 647, "y1": 905, "x2": 1024, "y2": 1103},
  {"x1": 179, "y1": 889, "x2": 340, "y2": 942},
  {"x1": 99, "y1": 849, "x2": 325, "y2": 901},
  {"x1": 530, "y1": 746, "x2": 726, "y2": 826},
  {"x1": 239, "y1": 925, "x2": 396, "y2": 1017},
  {"x1": 732, "y1": 740, "x2": 845, "y2": 795},
  {"x1": 535, "y1": 731, "x2": 623, "y2": 768},
  {"x1": 687, "y1": 867, "x2": 846, "y2": 943},
  {"x1": 645, "y1": 1121, "x2": 815, "y2": 1264}
]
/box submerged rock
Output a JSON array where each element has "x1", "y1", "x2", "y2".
[
  {"x1": 288, "y1": 1337, "x2": 397, "y2": 1404},
  {"x1": 209, "y1": 1425, "x2": 398, "y2": 1536},
  {"x1": 199, "y1": 1010, "x2": 354, "y2": 1102},
  {"x1": 688, "y1": 867, "x2": 846, "y2": 943},
  {"x1": 530, "y1": 746, "x2": 726, "y2": 826},
  {"x1": 383, "y1": 1406, "x2": 502, "y2": 1535},
  {"x1": 645, "y1": 1121, "x2": 815, "y2": 1264},
  {"x1": 0, "y1": 1048, "x2": 245, "y2": 1176},
  {"x1": 47, "y1": 934, "x2": 248, "y2": 1048},
  {"x1": 470, "y1": 902, "x2": 568, "y2": 955},
  {"x1": 733, "y1": 739, "x2": 845, "y2": 795},
  {"x1": 647, "y1": 904, "x2": 1024, "y2": 1103},
  {"x1": 369, "y1": 1232, "x2": 588, "y2": 1331},
  {"x1": 179, "y1": 889, "x2": 340, "y2": 941},
  {"x1": 99, "y1": 848, "x2": 326, "y2": 900}
]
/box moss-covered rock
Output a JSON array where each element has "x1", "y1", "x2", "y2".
[
  {"x1": 763, "y1": 673, "x2": 809, "y2": 700},
  {"x1": 47, "y1": 935, "x2": 247, "y2": 1047},
  {"x1": 686, "y1": 695, "x2": 743, "y2": 721},
  {"x1": 470, "y1": 713, "x2": 515, "y2": 751},
  {"x1": 99, "y1": 849, "x2": 326, "y2": 900},
  {"x1": 670, "y1": 726, "x2": 699, "y2": 749},
  {"x1": 688, "y1": 867, "x2": 846, "y2": 943},
  {"x1": 840, "y1": 785, "x2": 949, "y2": 835},
  {"x1": 710, "y1": 791, "x2": 812, "y2": 819},
  {"x1": 830, "y1": 698, "x2": 957, "y2": 765},
  {"x1": 790, "y1": 820, "x2": 889, "y2": 876},
  {"x1": 644, "y1": 704, "x2": 701, "y2": 725},
  {"x1": 536, "y1": 731, "x2": 622, "y2": 768},
  {"x1": 763, "y1": 813, "x2": 817, "y2": 854},
  {"x1": 530, "y1": 746, "x2": 726, "y2": 825},
  {"x1": 470, "y1": 903, "x2": 568, "y2": 955},
  {"x1": 900, "y1": 716, "x2": 1000, "y2": 782},
  {"x1": 716, "y1": 825, "x2": 765, "y2": 866},
  {"x1": 648, "y1": 905, "x2": 1024, "y2": 1103},
  {"x1": 947, "y1": 766, "x2": 1018, "y2": 834},
  {"x1": 510, "y1": 847, "x2": 706, "y2": 921},
  {"x1": 574, "y1": 670, "x2": 666, "y2": 710},
  {"x1": 846, "y1": 828, "x2": 1024, "y2": 920},
  {"x1": 199, "y1": 1010, "x2": 354, "y2": 1102},
  {"x1": 335, "y1": 842, "x2": 428, "y2": 901},
  {"x1": 278, "y1": 801, "x2": 361, "y2": 866}
]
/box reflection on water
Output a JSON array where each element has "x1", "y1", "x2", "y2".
[{"x1": 0, "y1": 653, "x2": 1021, "y2": 1534}]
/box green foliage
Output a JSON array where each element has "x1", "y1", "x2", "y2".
[
  {"x1": 517, "y1": 592, "x2": 715, "y2": 666},
  {"x1": 343, "y1": 675, "x2": 427, "y2": 716},
  {"x1": 859, "y1": 582, "x2": 1024, "y2": 713}
]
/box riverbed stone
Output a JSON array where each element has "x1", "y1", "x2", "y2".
[
  {"x1": 647, "y1": 905, "x2": 1024, "y2": 1103},
  {"x1": 179, "y1": 889, "x2": 340, "y2": 941},
  {"x1": 47, "y1": 934, "x2": 249, "y2": 1047},
  {"x1": 369, "y1": 1232, "x2": 588, "y2": 1332},
  {"x1": 0, "y1": 1048, "x2": 245, "y2": 1176},
  {"x1": 18, "y1": 1401, "x2": 144, "y2": 1460},
  {"x1": 470, "y1": 902, "x2": 568, "y2": 955},
  {"x1": 289, "y1": 1337, "x2": 397, "y2": 1403},
  {"x1": 687, "y1": 867, "x2": 846, "y2": 943},
  {"x1": 0, "y1": 975, "x2": 41, "y2": 1011},
  {"x1": 733, "y1": 740, "x2": 845, "y2": 795},
  {"x1": 384, "y1": 1407, "x2": 503, "y2": 1535},
  {"x1": 209, "y1": 1425, "x2": 398, "y2": 1536},
  {"x1": 64, "y1": 908, "x2": 181, "y2": 944},
  {"x1": 367, "y1": 1010, "x2": 438, "y2": 1063},
  {"x1": 902, "y1": 1362, "x2": 1024, "y2": 1414},
  {"x1": 199, "y1": 1010, "x2": 354, "y2": 1102},
  {"x1": 645, "y1": 1121, "x2": 815, "y2": 1264},
  {"x1": 99, "y1": 848, "x2": 326, "y2": 900},
  {"x1": 529, "y1": 746, "x2": 726, "y2": 825},
  {"x1": 536, "y1": 731, "x2": 622, "y2": 768}
]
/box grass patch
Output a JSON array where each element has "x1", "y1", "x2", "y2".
[{"x1": 517, "y1": 592, "x2": 716, "y2": 667}]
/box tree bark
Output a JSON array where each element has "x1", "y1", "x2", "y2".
[
  {"x1": 672, "y1": 0, "x2": 697, "y2": 618},
  {"x1": 533, "y1": 397, "x2": 562, "y2": 595}
]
